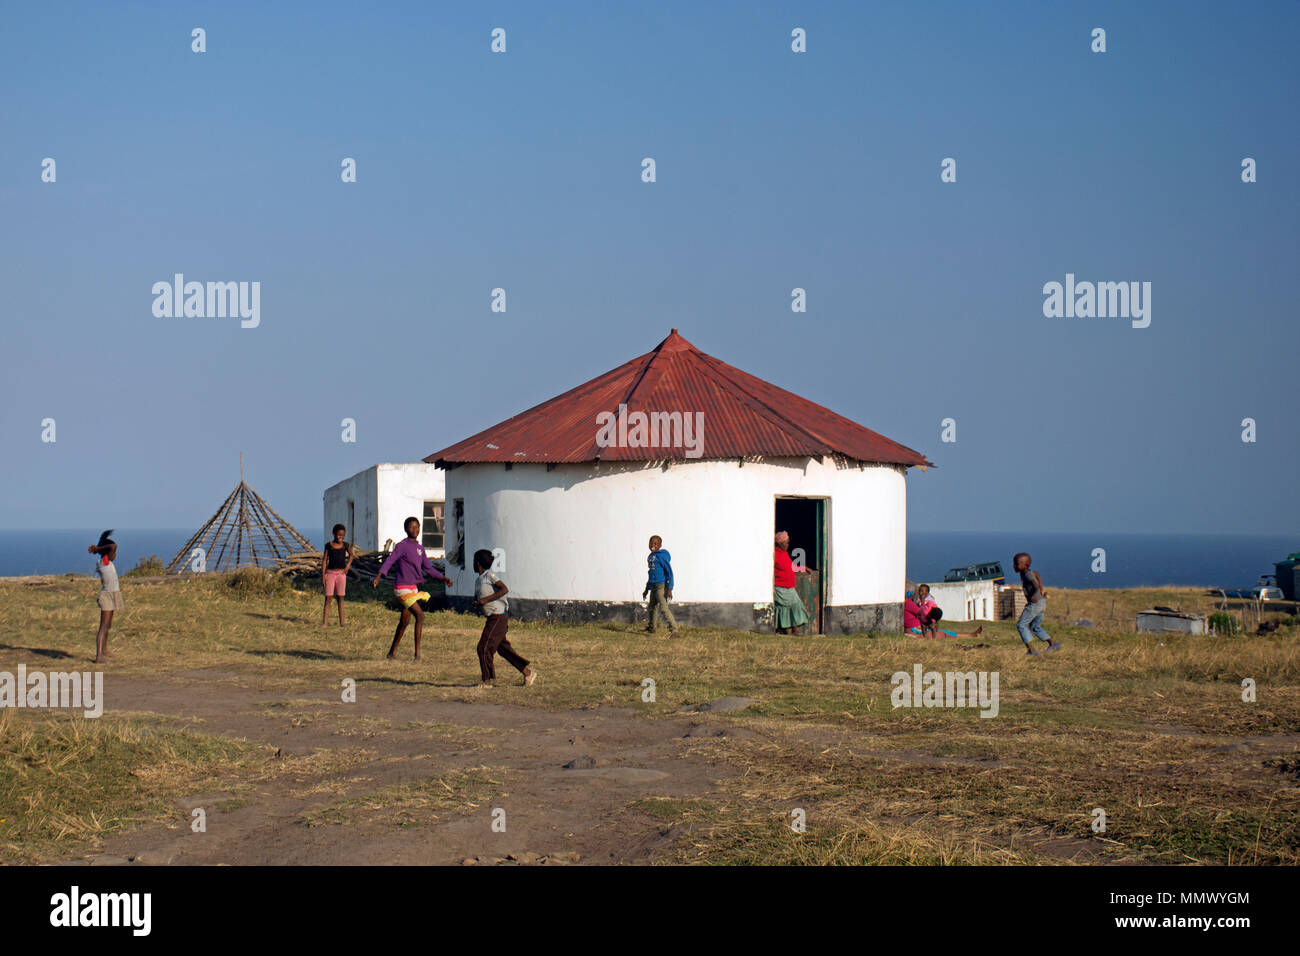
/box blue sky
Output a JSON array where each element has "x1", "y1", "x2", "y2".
[{"x1": 2, "y1": 0, "x2": 1296, "y2": 536}]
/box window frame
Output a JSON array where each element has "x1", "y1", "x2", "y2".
[{"x1": 421, "y1": 500, "x2": 445, "y2": 551}]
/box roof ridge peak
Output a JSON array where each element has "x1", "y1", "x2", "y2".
[{"x1": 618, "y1": 330, "x2": 692, "y2": 404}]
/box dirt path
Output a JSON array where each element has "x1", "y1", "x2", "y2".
[{"x1": 64, "y1": 670, "x2": 743, "y2": 866}]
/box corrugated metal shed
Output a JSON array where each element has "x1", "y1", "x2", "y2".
[{"x1": 425, "y1": 330, "x2": 933, "y2": 467}]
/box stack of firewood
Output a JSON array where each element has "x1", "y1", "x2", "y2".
[{"x1": 274, "y1": 545, "x2": 449, "y2": 584}]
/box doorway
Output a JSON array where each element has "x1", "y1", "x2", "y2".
[{"x1": 774, "y1": 496, "x2": 828, "y2": 634}]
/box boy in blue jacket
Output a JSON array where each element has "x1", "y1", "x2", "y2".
[{"x1": 642, "y1": 535, "x2": 678, "y2": 636}]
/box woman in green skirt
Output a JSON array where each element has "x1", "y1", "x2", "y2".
[{"x1": 773, "y1": 530, "x2": 810, "y2": 634}]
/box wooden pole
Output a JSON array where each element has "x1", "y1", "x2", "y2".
[
  {"x1": 208, "y1": 488, "x2": 243, "y2": 570},
  {"x1": 166, "y1": 483, "x2": 240, "y2": 573}
]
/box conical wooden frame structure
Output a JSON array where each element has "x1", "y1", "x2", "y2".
[{"x1": 166, "y1": 457, "x2": 313, "y2": 573}]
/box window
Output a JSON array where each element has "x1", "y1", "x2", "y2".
[{"x1": 421, "y1": 501, "x2": 445, "y2": 550}]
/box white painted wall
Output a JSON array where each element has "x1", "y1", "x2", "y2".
[
  {"x1": 922, "y1": 580, "x2": 996, "y2": 622},
  {"x1": 441, "y1": 457, "x2": 907, "y2": 605},
  {"x1": 323, "y1": 464, "x2": 446, "y2": 555},
  {"x1": 323, "y1": 467, "x2": 377, "y2": 551}
]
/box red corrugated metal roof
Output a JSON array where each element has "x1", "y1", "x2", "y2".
[{"x1": 424, "y1": 330, "x2": 932, "y2": 468}]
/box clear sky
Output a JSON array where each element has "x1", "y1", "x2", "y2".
[{"x1": 2, "y1": 1, "x2": 1296, "y2": 536}]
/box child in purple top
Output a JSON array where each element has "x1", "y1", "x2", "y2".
[{"x1": 372, "y1": 516, "x2": 453, "y2": 661}]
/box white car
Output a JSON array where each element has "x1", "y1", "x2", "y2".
[{"x1": 1253, "y1": 575, "x2": 1284, "y2": 601}]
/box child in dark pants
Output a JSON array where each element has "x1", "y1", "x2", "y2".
[{"x1": 472, "y1": 549, "x2": 536, "y2": 689}]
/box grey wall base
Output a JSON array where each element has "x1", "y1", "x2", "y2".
[
  {"x1": 823, "y1": 603, "x2": 901, "y2": 635},
  {"x1": 447, "y1": 596, "x2": 901, "y2": 635}
]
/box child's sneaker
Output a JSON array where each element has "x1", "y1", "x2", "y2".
[
  {"x1": 1045, "y1": 641, "x2": 1061, "y2": 653},
  {"x1": 523, "y1": 667, "x2": 537, "y2": 686},
  {"x1": 1025, "y1": 647, "x2": 1041, "y2": 656}
]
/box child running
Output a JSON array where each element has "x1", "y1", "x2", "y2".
[
  {"x1": 1014, "y1": 552, "x2": 1060, "y2": 656},
  {"x1": 372, "y1": 517, "x2": 453, "y2": 660},
  {"x1": 472, "y1": 549, "x2": 535, "y2": 689},
  {"x1": 642, "y1": 535, "x2": 678, "y2": 636},
  {"x1": 86, "y1": 530, "x2": 122, "y2": 663},
  {"x1": 321, "y1": 523, "x2": 354, "y2": 626}
]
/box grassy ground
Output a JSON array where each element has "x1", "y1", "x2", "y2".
[
  {"x1": 1, "y1": 570, "x2": 1297, "y2": 865},
  {"x1": 1, "y1": 708, "x2": 281, "y2": 863}
]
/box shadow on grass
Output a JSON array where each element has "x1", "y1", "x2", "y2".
[
  {"x1": 0, "y1": 643, "x2": 75, "y2": 659},
  {"x1": 594, "y1": 623, "x2": 644, "y2": 635},
  {"x1": 355, "y1": 675, "x2": 474, "y2": 689},
  {"x1": 245, "y1": 648, "x2": 347, "y2": 661}
]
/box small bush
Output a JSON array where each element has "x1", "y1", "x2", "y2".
[
  {"x1": 1208, "y1": 611, "x2": 1241, "y2": 636},
  {"x1": 226, "y1": 567, "x2": 291, "y2": 598},
  {"x1": 124, "y1": 554, "x2": 165, "y2": 577}
]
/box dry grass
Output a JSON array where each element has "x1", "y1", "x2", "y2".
[
  {"x1": 1, "y1": 573, "x2": 1298, "y2": 864},
  {"x1": 299, "y1": 766, "x2": 509, "y2": 829},
  {"x1": 0, "y1": 708, "x2": 267, "y2": 863}
]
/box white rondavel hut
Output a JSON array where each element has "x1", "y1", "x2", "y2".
[{"x1": 421, "y1": 330, "x2": 932, "y2": 634}]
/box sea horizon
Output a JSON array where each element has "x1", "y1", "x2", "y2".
[{"x1": 4, "y1": 527, "x2": 1295, "y2": 591}]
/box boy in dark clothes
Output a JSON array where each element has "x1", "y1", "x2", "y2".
[
  {"x1": 472, "y1": 549, "x2": 535, "y2": 688},
  {"x1": 1013, "y1": 552, "x2": 1060, "y2": 656}
]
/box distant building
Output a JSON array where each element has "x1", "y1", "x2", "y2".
[
  {"x1": 921, "y1": 580, "x2": 997, "y2": 622},
  {"x1": 322, "y1": 463, "x2": 446, "y2": 556},
  {"x1": 423, "y1": 330, "x2": 932, "y2": 633}
]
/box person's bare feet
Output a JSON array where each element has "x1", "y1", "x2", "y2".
[
  {"x1": 414, "y1": 654, "x2": 422, "y2": 661},
  {"x1": 95, "y1": 655, "x2": 114, "y2": 664},
  {"x1": 974, "y1": 626, "x2": 984, "y2": 637},
  {"x1": 385, "y1": 653, "x2": 396, "y2": 660}
]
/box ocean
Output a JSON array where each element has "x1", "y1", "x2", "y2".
[
  {"x1": 2, "y1": 528, "x2": 1295, "y2": 591},
  {"x1": 907, "y1": 532, "x2": 1297, "y2": 590},
  {"x1": 0, "y1": 529, "x2": 316, "y2": 579}
]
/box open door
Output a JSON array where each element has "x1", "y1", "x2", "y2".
[{"x1": 774, "y1": 496, "x2": 828, "y2": 634}]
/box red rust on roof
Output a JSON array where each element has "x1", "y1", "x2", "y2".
[{"x1": 424, "y1": 330, "x2": 933, "y2": 468}]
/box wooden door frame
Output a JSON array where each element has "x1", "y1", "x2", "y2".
[{"x1": 774, "y1": 494, "x2": 830, "y2": 634}]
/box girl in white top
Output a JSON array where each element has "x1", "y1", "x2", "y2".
[{"x1": 87, "y1": 530, "x2": 122, "y2": 663}]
